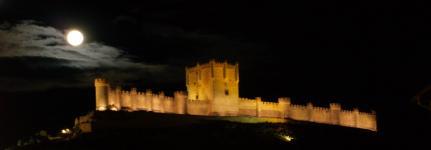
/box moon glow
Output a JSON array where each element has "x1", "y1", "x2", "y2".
[{"x1": 66, "y1": 30, "x2": 84, "y2": 46}]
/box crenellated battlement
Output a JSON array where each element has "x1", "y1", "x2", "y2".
[
  {"x1": 239, "y1": 98, "x2": 256, "y2": 104},
  {"x1": 94, "y1": 78, "x2": 108, "y2": 86},
  {"x1": 358, "y1": 111, "x2": 374, "y2": 115},
  {"x1": 92, "y1": 60, "x2": 377, "y2": 132},
  {"x1": 312, "y1": 106, "x2": 328, "y2": 111},
  {"x1": 187, "y1": 59, "x2": 238, "y2": 71},
  {"x1": 94, "y1": 78, "x2": 107, "y2": 83},
  {"x1": 174, "y1": 91, "x2": 187, "y2": 98},
  {"x1": 261, "y1": 101, "x2": 279, "y2": 105},
  {"x1": 278, "y1": 97, "x2": 291, "y2": 104},
  {"x1": 290, "y1": 104, "x2": 307, "y2": 109},
  {"x1": 239, "y1": 97, "x2": 254, "y2": 101},
  {"x1": 340, "y1": 109, "x2": 356, "y2": 113},
  {"x1": 121, "y1": 91, "x2": 130, "y2": 94},
  {"x1": 330, "y1": 103, "x2": 341, "y2": 110}
]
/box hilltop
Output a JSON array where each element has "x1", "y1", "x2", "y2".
[{"x1": 10, "y1": 111, "x2": 378, "y2": 150}]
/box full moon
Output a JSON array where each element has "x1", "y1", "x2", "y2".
[{"x1": 66, "y1": 30, "x2": 84, "y2": 46}]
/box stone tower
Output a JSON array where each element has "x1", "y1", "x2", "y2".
[
  {"x1": 186, "y1": 60, "x2": 239, "y2": 116},
  {"x1": 95, "y1": 78, "x2": 109, "y2": 111}
]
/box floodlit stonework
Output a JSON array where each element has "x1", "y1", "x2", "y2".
[{"x1": 91, "y1": 60, "x2": 377, "y2": 131}]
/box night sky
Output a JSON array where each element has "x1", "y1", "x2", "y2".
[{"x1": 1, "y1": 0, "x2": 431, "y2": 147}]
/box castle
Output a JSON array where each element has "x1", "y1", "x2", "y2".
[{"x1": 92, "y1": 60, "x2": 377, "y2": 131}]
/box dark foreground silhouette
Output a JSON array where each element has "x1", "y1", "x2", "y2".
[{"x1": 10, "y1": 111, "x2": 379, "y2": 150}]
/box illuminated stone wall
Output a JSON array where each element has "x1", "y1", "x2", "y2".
[
  {"x1": 174, "y1": 91, "x2": 187, "y2": 114},
  {"x1": 289, "y1": 104, "x2": 309, "y2": 121},
  {"x1": 136, "y1": 92, "x2": 145, "y2": 110},
  {"x1": 357, "y1": 111, "x2": 377, "y2": 130},
  {"x1": 238, "y1": 98, "x2": 258, "y2": 116},
  {"x1": 144, "y1": 90, "x2": 153, "y2": 111},
  {"x1": 309, "y1": 106, "x2": 331, "y2": 124},
  {"x1": 92, "y1": 60, "x2": 377, "y2": 131},
  {"x1": 163, "y1": 96, "x2": 175, "y2": 113},
  {"x1": 121, "y1": 91, "x2": 131, "y2": 110},
  {"x1": 186, "y1": 100, "x2": 210, "y2": 116},
  {"x1": 257, "y1": 98, "x2": 281, "y2": 118},
  {"x1": 94, "y1": 81, "x2": 377, "y2": 131},
  {"x1": 186, "y1": 60, "x2": 239, "y2": 116},
  {"x1": 94, "y1": 78, "x2": 109, "y2": 111},
  {"x1": 102, "y1": 88, "x2": 183, "y2": 114},
  {"x1": 340, "y1": 110, "x2": 357, "y2": 127}
]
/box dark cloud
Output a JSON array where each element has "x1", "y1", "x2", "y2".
[
  {"x1": 0, "y1": 21, "x2": 165, "y2": 69},
  {"x1": 115, "y1": 20, "x2": 269, "y2": 65},
  {"x1": 0, "y1": 20, "x2": 172, "y2": 91}
]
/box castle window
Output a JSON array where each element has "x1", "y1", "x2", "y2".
[{"x1": 224, "y1": 83, "x2": 229, "y2": 95}]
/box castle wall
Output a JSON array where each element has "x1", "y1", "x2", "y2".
[
  {"x1": 130, "y1": 88, "x2": 138, "y2": 110},
  {"x1": 114, "y1": 87, "x2": 121, "y2": 110},
  {"x1": 95, "y1": 78, "x2": 378, "y2": 131},
  {"x1": 186, "y1": 100, "x2": 209, "y2": 116},
  {"x1": 339, "y1": 110, "x2": 356, "y2": 127},
  {"x1": 106, "y1": 87, "x2": 122, "y2": 110},
  {"x1": 121, "y1": 91, "x2": 132, "y2": 110},
  {"x1": 238, "y1": 98, "x2": 257, "y2": 116},
  {"x1": 136, "y1": 92, "x2": 146, "y2": 110},
  {"x1": 174, "y1": 91, "x2": 187, "y2": 114},
  {"x1": 258, "y1": 99, "x2": 281, "y2": 118},
  {"x1": 210, "y1": 99, "x2": 239, "y2": 116},
  {"x1": 289, "y1": 104, "x2": 309, "y2": 121},
  {"x1": 151, "y1": 93, "x2": 163, "y2": 112},
  {"x1": 94, "y1": 78, "x2": 378, "y2": 131},
  {"x1": 93, "y1": 60, "x2": 377, "y2": 131},
  {"x1": 278, "y1": 97, "x2": 291, "y2": 118},
  {"x1": 108, "y1": 89, "x2": 115, "y2": 107},
  {"x1": 163, "y1": 97, "x2": 175, "y2": 113},
  {"x1": 144, "y1": 91, "x2": 153, "y2": 111},
  {"x1": 357, "y1": 112, "x2": 377, "y2": 131},
  {"x1": 329, "y1": 103, "x2": 341, "y2": 124},
  {"x1": 309, "y1": 106, "x2": 331, "y2": 124},
  {"x1": 106, "y1": 89, "x2": 181, "y2": 113}
]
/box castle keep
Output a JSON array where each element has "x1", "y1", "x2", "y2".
[
  {"x1": 186, "y1": 61, "x2": 239, "y2": 116},
  {"x1": 93, "y1": 60, "x2": 377, "y2": 131}
]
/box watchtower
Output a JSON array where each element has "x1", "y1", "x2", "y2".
[{"x1": 94, "y1": 78, "x2": 109, "y2": 111}]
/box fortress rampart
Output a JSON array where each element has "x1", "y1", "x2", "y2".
[
  {"x1": 91, "y1": 60, "x2": 377, "y2": 131},
  {"x1": 93, "y1": 79, "x2": 377, "y2": 131}
]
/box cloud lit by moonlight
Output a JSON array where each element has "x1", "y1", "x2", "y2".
[
  {"x1": 0, "y1": 20, "x2": 173, "y2": 91},
  {"x1": 66, "y1": 30, "x2": 84, "y2": 46}
]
